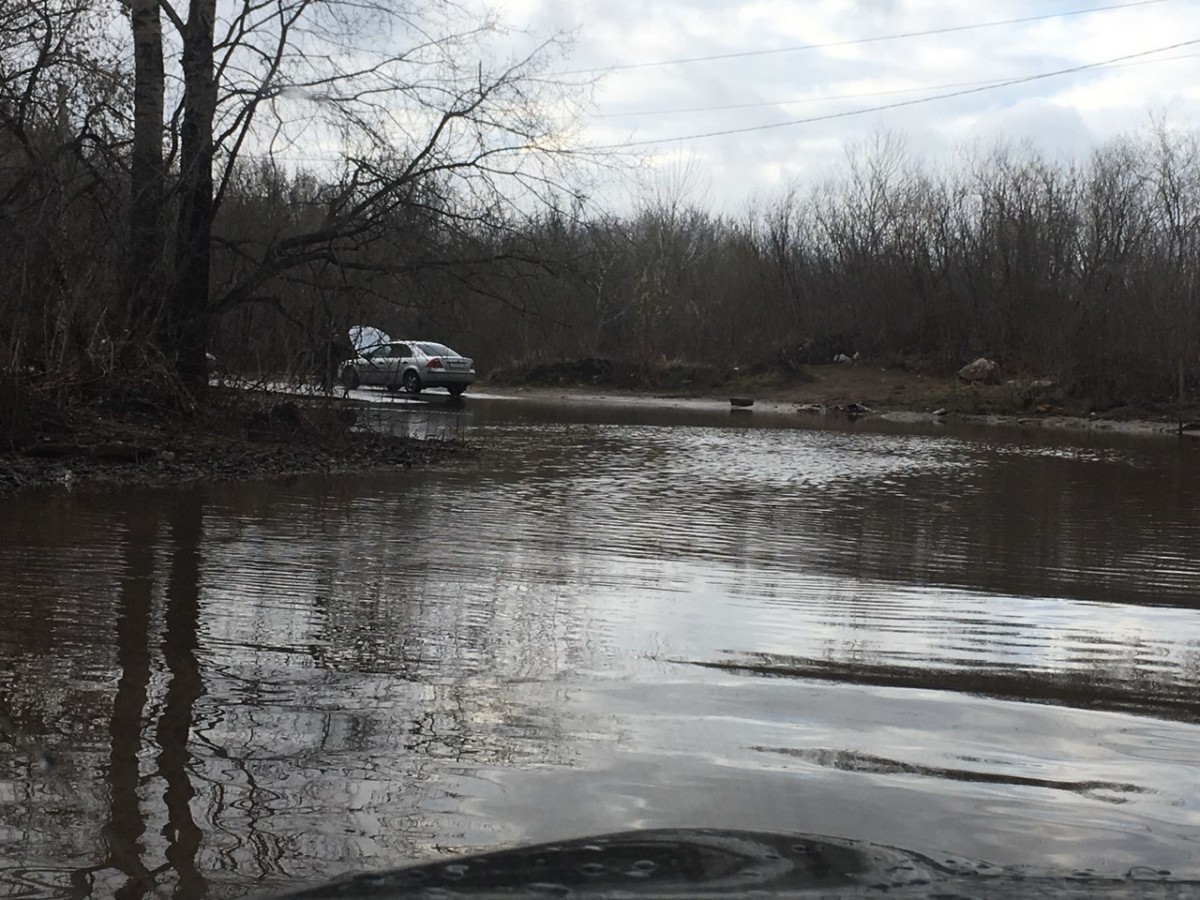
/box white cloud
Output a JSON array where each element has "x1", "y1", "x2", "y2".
[{"x1": 501, "y1": 0, "x2": 1200, "y2": 208}]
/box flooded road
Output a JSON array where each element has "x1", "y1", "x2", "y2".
[{"x1": 3, "y1": 395, "x2": 1200, "y2": 897}]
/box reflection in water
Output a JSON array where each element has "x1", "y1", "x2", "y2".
[
  {"x1": 2, "y1": 400, "x2": 1200, "y2": 897},
  {"x1": 157, "y1": 498, "x2": 205, "y2": 899},
  {"x1": 103, "y1": 507, "x2": 156, "y2": 900},
  {"x1": 692, "y1": 647, "x2": 1200, "y2": 724},
  {"x1": 755, "y1": 747, "x2": 1148, "y2": 804}
]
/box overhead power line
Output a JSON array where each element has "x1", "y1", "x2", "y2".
[
  {"x1": 587, "y1": 37, "x2": 1200, "y2": 150},
  {"x1": 594, "y1": 50, "x2": 1200, "y2": 119},
  {"x1": 559, "y1": 0, "x2": 1169, "y2": 75}
]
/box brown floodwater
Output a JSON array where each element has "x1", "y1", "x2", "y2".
[{"x1": 3, "y1": 394, "x2": 1200, "y2": 898}]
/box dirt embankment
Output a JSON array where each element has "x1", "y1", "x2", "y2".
[
  {"x1": 0, "y1": 391, "x2": 471, "y2": 497},
  {"x1": 486, "y1": 356, "x2": 1200, "y2": 433},
  {"x1": 752, "y1": 365, "x2": 1200, "y2": 429}
]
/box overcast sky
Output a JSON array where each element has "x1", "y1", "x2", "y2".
[{"x1": 498, "y1": 0, "x2": 1200, "y2": 208}]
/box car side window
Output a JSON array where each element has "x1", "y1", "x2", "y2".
[{"x1": 393, "y1": 344, "x2": 412, "y2": 358}]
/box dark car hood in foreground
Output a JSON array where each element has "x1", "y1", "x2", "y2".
[{"x1": 273, "y1": 828, "x2": 1197, "y2": 899}]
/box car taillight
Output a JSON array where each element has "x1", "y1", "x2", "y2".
[{"x1": 426, "y1": 357, "x2": 443, "y2": 369}]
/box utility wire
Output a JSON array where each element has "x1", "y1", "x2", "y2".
[
  {"x1": 559, "y1": 0, "x2": 1169, "y2": 75},
  {"x1": 586, "y1": 37, "x2": 1200, "y2": 150},
  {"x1": 594, "y1": 50, "x2": 1200, "y2": 119}
]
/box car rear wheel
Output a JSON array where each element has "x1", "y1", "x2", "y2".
[
  {"x1": 341, "y1": 366, "x2": 359, "y2": 389},
  {"x1": 403, "y1": 370, "x2": 423, "y2": 393}
]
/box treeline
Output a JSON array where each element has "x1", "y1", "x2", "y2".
[
  {"x1": 465, "y1": 127, "x2": 1200, "y2": 406},
  {"x1": 2, "y1": 16, "x2": 1198, "y2": 411},
  {"x1": 216, "y1": 125, "x2": 1200, "y2": 406}
]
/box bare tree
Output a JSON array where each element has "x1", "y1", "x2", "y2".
[
  {"x1": 0, "y1": 0, "x2": 127, "y2": 382},
  {"x1": 116, "y1": 0, "x2": 594, "y2": 391},
  {"x1": 128, "y1": 0, "x2": 165, "y2": 344}
]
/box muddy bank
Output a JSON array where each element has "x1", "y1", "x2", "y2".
[
  {"x1": 487, "y1": 354, "x2": 809, "y2": 392},
  {"x1": 484, "y1": 358, "x2": 1200, "y2": 437},
  {"x1": 0, "y1": 392, "x2": 471, "y2": 496},
  {"x1": 4, "y1": 362, "x2": 1194, "y2": 498}
]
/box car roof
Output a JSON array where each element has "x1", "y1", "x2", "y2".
[{"x1": 363, "y1": 340, "x2": 465, "y2": 354}]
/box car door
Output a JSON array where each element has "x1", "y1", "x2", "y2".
[
  {"x1": 390, "y1": 344, "x2": 413, "y2": 384},
  {"x1": 359, "y1": 345, "x2": 390, "y2": 384}
]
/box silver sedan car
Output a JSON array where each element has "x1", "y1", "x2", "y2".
[{"x1": 340, "y1": 341, "x2": 476, "y2": 395}]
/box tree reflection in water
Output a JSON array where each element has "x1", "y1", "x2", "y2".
[
  {"x1": 3, "y1": 411, "x2": 1200, "y2": 898},
  {"x1": 156, "y1": 496, "x2": 206, "y2": 898},
  {"x1": 102, "y1": 505, "x2": 157, "y2": 899},
  {"x1": 87, "y1": 493, "x2": 208, "y2": 899}
]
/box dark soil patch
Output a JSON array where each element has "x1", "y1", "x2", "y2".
[
  {"x1": 486, "y1": 355, "x2": 1200, "y2": 427},
  {"x1": 488, "y1": 352, "x2": 812, "y2": 393},
  {"x1": 0, "y1": 389, "x2": 470, "y2": 496},
  {"x1": 488, "y1": 357, "x2": 730, "y2": 391}
]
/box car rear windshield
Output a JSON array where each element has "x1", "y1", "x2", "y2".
[{"x1": 417, "y1": 343, "x2": 455, "y2": 356}]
